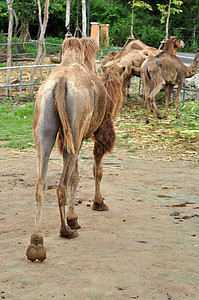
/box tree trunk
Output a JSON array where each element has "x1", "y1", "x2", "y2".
[
  {"x1": 65, "y1": 0, "x2": 71, "y2": 35},
  {"x1": 29, "y1": 0, "x2": 49, "y2": 96},
  {"x1": 18, "y1": 18, "x2": 31, "y2": 44},
  {"x1": 6, "y1": 0, "x2": 13, "y2": 97},
  {"x1": 130, "y1": 1, "x2": 135, "y2": 38},
  {"x1": 165, "y1": 0, "x2": 171, "y2": 40},
  {"x1": 82, "y1": 0, "x2": 87, "y2": 36}
]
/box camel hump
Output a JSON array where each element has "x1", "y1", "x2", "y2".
[{"x1": 55, "y1": 77, "x2": 75, "y2": 154}]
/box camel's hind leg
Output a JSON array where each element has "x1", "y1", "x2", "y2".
[
  {"x1": 92, "y1": 121, "x2": 115, "y2": 211},
  {"x1": 57, "y1": 151, "x2": 80, "y2": 237},
  {"x1": 174, "y1": 82, "x2": 184, "y2": 119},
  {"x1": 148, "y1": 80, "x2": 165, "y2": 120},
  {"x1": 26, "y1": 128, "x2": 58, "y2": 262},
  {"x1": 143, "y1": 86, "x2": 150, "y2": 124},
  {"x1": 163, "y1": 85, "x2": 173, "y2": 118}
]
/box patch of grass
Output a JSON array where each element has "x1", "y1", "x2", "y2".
[
  {"x1": 0, "y1": 100, "x2": 35, "y2": 149},
  {"x1": 0, "y1": 62, "x2": 7, "y2": 67}
]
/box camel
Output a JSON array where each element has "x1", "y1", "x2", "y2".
[
  {"x1": 113, "y1": 36, "x2": 184, "y2": 102},
  {"x1": 132, "y1": 50, "x2": 199, "y2": 123},
  {"x1": 26, "y1": 37, "x2": 126, "y2": 262}
]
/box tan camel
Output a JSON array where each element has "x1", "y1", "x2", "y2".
[
  {"x1": 26, "y1": 37, "x2": 126, "y2": 262},
  {"x1": 106, "y1": 36, "x2": 184, "y2": 102},
  {"x1": 133, "y1": 50, "x2": 199, "y2": 123}
]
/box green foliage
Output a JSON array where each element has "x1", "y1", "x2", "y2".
[
  {"x1": 0, "y1": 0, "x2": 198, "y2": 51},
  {"x1": 136, "y1": 24, "x2": 165, "y2": 48},
  {"x1": 130, "y1": 0, "x2": 152, "y2": 11},
  {"x1": 157, "y1": 1, "x2": 183, "y2": 24}
]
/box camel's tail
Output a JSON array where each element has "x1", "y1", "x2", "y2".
[
  {"x1": 55, "y1": 77, "x2": 75, "y2": 154},
  {"x1": 132, "y1": 65, "x2": 151, "y2": 87},
  {"x1": 143, "y1": 68, "x2": 151, "y2": 87}
]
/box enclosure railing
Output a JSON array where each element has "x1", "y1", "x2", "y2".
[
  {"x1": 0, "y1": 42, "x2": 198, "y2": 103},
  {"x1": 0, "y1": 40, "x2": 63, "y2": 65},
  {"x1": 0, "y1": 64, "x2": 57, "y2": 97}
]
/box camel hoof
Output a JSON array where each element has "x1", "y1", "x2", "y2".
[
  {"x1": 145, "y1": 120, "x2": 149, "y2": 124},
  {"x1": 60, "y1": 228, "x2": 79, "y2": 239},
  {"x1": 26, "y1": 243, "x2": 46, "y2": 262},
  {"x1": 67, "y1": 218, "x2": 81, "y2": 230},
  {"x1": 92, "y1": 202, "x2": 109, "y2": 211},
  {"x1": 176, "y1": 115, "x2": 180, "y2": 119},
  {"x1": 157, "y1": 115, "x2": 163, "y2": 120},
  {"x1": 36, "y1": 244, "x2": 46, "y2": 262},
  {"x1": 26, "y1": 244, "x2": 37, "y2": 262}
]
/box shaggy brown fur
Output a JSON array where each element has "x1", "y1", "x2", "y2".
[
  {"x1": 133, "y1": 50, "x2": 199, "y2": 123},
  {"x1": 26, "y1": 37, "x2": 126, "y2": 262}
]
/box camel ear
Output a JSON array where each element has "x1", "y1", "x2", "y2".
[
  {"x1": 101, "y1": 64, "x2": 106, "y2": 73},
  {"x1": 119, "y1": 65, "x2": 126, "y2": 76}
]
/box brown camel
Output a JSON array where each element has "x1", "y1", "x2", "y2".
[
  {"x1": 132, "y1": 50, "x2": 199, "y2": 123},
  {"x1": 107, "y1": 36, "x2": 184, "y2": 102},
  {"x1": 26, "y1": 37, "x2": 126, "y2": 262}
]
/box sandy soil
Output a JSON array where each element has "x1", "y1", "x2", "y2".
[{"x1": 0, "y1": 142, "x2": 199, "y2": 300}]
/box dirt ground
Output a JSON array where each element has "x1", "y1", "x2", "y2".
[{"x1": 0, "y1": 140, "x2": 199, "y2": 300}]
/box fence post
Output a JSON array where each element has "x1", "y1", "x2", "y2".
[
  {"x1": 15, "y1": 43, "x2": 18, "y2": 66},
  {"x1": 20, "y1": 67, "x2": 22, "y2": 96}
]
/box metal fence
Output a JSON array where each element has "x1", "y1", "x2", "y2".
[
  {"x1": 0, "y1": 64, "x2": 57, "y2": 96},
  {"x1": 0, "y1": 42, "x2": 198, "y2": 103},
  {"x1": 0, "y1": 40, "x2": 63, "y2": 65}
]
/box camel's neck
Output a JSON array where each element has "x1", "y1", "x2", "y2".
[
  {"x1": 186, "y1": 55, "x2": 199, "y2": 78},
  {"x1": 164, "y1": 43, "x2": 177, "y2": 55}
]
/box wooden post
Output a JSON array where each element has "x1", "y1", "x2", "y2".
[
  {"x1": 100, "y1": 24, "x2": 109, "y2": 48},
  {"x1": 90, "y1": 22, "x2": 100, "y2": 46}
]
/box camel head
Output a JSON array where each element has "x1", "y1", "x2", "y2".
[
  {"x1": 168, "y1": 36, "x2": 185, "y2": 49},
  {"x1": 102, "y1": 61, "x2": 126, "y2": 76}
]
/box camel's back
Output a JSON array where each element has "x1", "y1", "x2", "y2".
[{"x1": 154, "y1": 51, "x2": 184, "y2": 68}]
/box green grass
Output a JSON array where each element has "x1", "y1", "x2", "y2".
[
  {"x1": 0, "y1": 100, "x2": 35, "y2": 149},
  {"x1": 0, "y1": 97, "x2": 199, "y2": 152}
]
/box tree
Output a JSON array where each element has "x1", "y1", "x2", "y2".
[
  {"x1": 13, "y1": 0, "x2": 37, "y2": 43},
  {"x1": 65, "y1": 0, "x2": 71, "y2": 36},
  {"x1": 157, "y1": 0, "x2": 183, "y2": 40},
  {"x1": 6, "y1": 0, "x2": 14, "y2": 97},
  {"x1": 129, "y1": 0, "x2": 152, "y2": 38},
  {"x1": 29, "y1": 0, "x2": 49, "y2": 96},
  {"x1": 82, "y1": 0, "x2": 86, "y2": 36}
]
